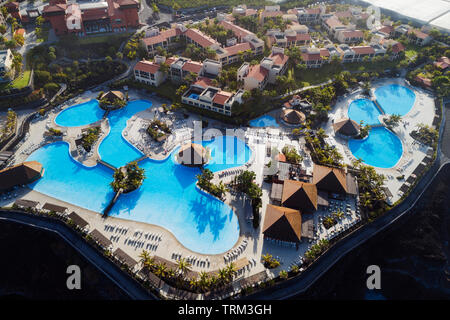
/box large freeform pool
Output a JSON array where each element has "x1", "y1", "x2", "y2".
[
  {"x1": 249, "y1": 115, "x2": 279, "y2": 127},
  {"x1": 374, "y1": 84, "x2": 416, "y2": 116},
  {"x1": 348, "y1": 127, "x2": 403, "y2": 168},
  {"x1": 347, "y1": 84, "x2": 415, "y2": 168},
  {"x1": 29, "y1": 100, "x2": 252, "y2": 254},
  {"x1": 347, "y1": 99, "x2": 382, "y2": 125},
  {"x1": 55, "y1": 100, "x2": 104, "y2": 127}
]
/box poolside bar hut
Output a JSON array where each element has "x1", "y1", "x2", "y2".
[
  {"x1": 263, "y1": 204, "x2": 302, "y2": 243},
  {"x1": 281, "y1": 109, "x2": 306, "y2": 125},
  {"x1": 333, "y1": 118, "x2": 360, "y2": 138},
  {"x1": 68, "y1": 211, "x2": 89, "y2": 230},
  {"x1": 89, "y1": 229, "x2": 112, "y2": 249},
  {"x1": 101, "y1": 90, "x2": 124, "y2": 103},
  {"x1": 113, "y1": 248, "x2": 138, "y2": 270},
  {"x1": 177, "y1": 143, "x2": 208, "y2": 167},
  {"x1": 0, "y1": 161, "x2": 44, "y2": 192}
]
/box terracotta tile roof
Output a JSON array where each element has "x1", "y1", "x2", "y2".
[
  {"x1": 306, "y1": 8, "x2": 320, "y2": 14},
  {"x1": 261, "y1": 11, "x2": 284, "y2": 18},
  {"x1": 165, "y1": 56, "x2": 177, "y2": 65},
  {"x1": 320, "y1": 48, "x2": 330, "y2": 57},
  {"x1": 269, "y1": 52, "x2": 288, "y2": 66},
  {"x1": 378, "y1": 26, "x2": 393, "y2": 34},
  {"x1": 312, "y1": 164, "x2": 347, "y2": 194},
  {"x1": 340, "y1": 30, "x2": 364, "y2": 38},
  {"x1": 286, "y1": 33, "x2": 311, "y2": 42},
  {"x1": 142, "y1": 28, "x2": 182, "y2": 46},
  {"x1": 335, "y1": 10, "x2": 352, "y2": 19},
  {"x1": 281, "y1": 109, "x2": 305, "y2": 124},
  {"x1": 247, "y1": 64, "x2": 268, "y2": 82},
  {"x1": 225, "y1": 42, "x2": 252, "y2": 56},
  {"x1": 301, "y1": 51, "x2": 321, "y2": 62},
  {"x1": 194, "y1": 77, "x2": 213, "y2": 88},
  {"x1": 212, "y1": 91, "x2": 232, "y2": 105},
  {"x1": 134, "y1": 60, "x2": 160, "y2": 74},
  {"x1": 182, "y1": 61, "x2": 203, "y2": 73},
  {"x1": 434, "y1": 56, "x2": 449, "y2": 69},
  {"x1": 43, "y1": 3, "x2": 67, "y2": 14},
  {"x1": 352, "y1": 46, "x2": 375, "y2": 55},
  {"x1": 245, "y1": 9, "x2": 257, "y2": 16},
  {"x1": 262, "y1": 204, "x2": 302, "y2": 243},
  {"x1": 408, "y1": 29, "x2": 430, "y2": 40},
  {"x1": 220, "y1": 20, "x2": 252, "y2": 39},
  {"x1": 391, "y1": 42, "x2": 405, "y2": 53},
  {"x1": 185, "y1": 28, "x2": 219, "y2": 48},
  {"x1": 325, "y1": 17, "x2": 345, "y2": 29}
]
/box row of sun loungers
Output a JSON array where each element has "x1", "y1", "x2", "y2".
[{"x1": 224, "y1": 239, "x2": 248, "y2": 263}]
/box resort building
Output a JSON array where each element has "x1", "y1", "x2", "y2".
[
  {"x1": 43, "y1": 0, "x2": 140, "y2": 36},
  {"x1": 232, "y1": 4, "x2": 258, "y2": 18},
  {"x1": 351, "y1": 46, "x2": 376, "y2": 62},
  {"x1": 434, "y1": 56, "x2": 449, "y2": 70},
  {"x1": 0, "y1": 161, "x2": 44, "y2": 192},
  {"x1": 335, "y1": 30, "x2": 364, "y2": 44},
  {"x1": 260, "y1": 5, "x2": 284, "y2": 23},
  {"x1": 4, "y1": 2, "x2": 21, "y2": 21},
  {"x1": 300, "y1": 47, "x2": 323, "y2": 68},
  {"x1": 237, "y1": 47, "x2": 289, "y2": 91},
  {"x1": 296, "y1": 7, "x2": 322, "y2": 25},
  {"x1": 407, "y1": 28, "x2": 432, "y2": 46},
  {"x1": 134, "y1": 56, "x2": 168, "y2": 87},
  {"x1": 262, "y1": 204, "x2": 302, "y2": 243},
  {"x1": 181, "y1": 80, "x2": 244, "y2": 116},
  {"x1": 141, "y1": 26, "x2": 185, "y2": 57},
  {"x1": 322, "y1": 16, "x2": 348, "y2": 38},
  {"x1": 0, "y1": 49, "x2": 13, "y2": 82},
  {"x1": 266, "y1": 28, "x2": 312, "y2": 48}
]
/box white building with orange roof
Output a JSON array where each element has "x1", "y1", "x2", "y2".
[{"x1": 133, "y1": 56, "x2": 167, "y2": 87}]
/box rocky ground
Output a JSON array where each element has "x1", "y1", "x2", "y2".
[{"x1": 0, "y1": 221, "x2": 129, "y2": 300}]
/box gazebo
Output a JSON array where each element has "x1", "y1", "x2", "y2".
[
  {"x1": 101, "y1": 90, "x2": 124, "y2": 103},
  {"x1": 333, "y1": 118, "x2": 360, "y2": 137},
  {"x1": 281, "y1": 109, "x2": 306, "y2": 125},
  {"x1": 177, "y1": 143, "x2": 208, "y2": 167}
]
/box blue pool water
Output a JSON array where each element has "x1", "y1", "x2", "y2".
[
  {"x1": 249, "y1": 115, "x2": 280, "y2": 127},
  {"x1": 375, "y1": 84, "x2": 415, "y2": 116},
  {"x1": 189, "y1": 93, "x2": 199, "y2": 100},
  {"x1": 28, "y1": 100, "x2": 251, "y2": 254},
  {"x1": 348, "y1": 127, "x2": 403, "y2": 168},
  {"x1": 55, "y1": 100, "x2": 104, "y2": 127},
  {"x1": 348, "y1": 99, "x2": 382, "y2": 125}
]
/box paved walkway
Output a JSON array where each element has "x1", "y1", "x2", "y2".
[{"x1": 244, "y1": 99, "x2": 449, "y2": 300}]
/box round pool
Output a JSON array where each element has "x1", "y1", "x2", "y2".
[
  {"x1": 348, "y1": 127, "x2": 403, "y2": 168},
  {"x1": 374, "y1": 84, "x2": 416, "y2": 116},
  {"x1": 249, "y1": 115, "x2": 279, "y2": 127},
  {"x1": 347, "y1": 98, "x2": 382, "y2": 125}
]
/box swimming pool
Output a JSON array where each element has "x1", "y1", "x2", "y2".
[
  {"x1": 249, "y1": 115, "x2": 280, "y2": 127},
  {"x1": 348, "y1": 127, "x2": 403, "y2": 168},
  {"x1": 374, "y1": 84, "x2": 415, "y2": 116},
  {"x1": 55, "y1": 100, "x2": 104, "y2": 127},
  {"x1": 189, "y1": 93, "x2": 200, "y2": 100},
  {"x1": 347, "y1": 99, "x2": 382, "y2": 125},
  {"x1": 28, "y1": 100, "x2": 251, "y2": 254}
]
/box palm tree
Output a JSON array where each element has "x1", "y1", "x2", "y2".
[
  {"x1": 225, "y1": 262, "x2": 236, "y2": 281},
  {"x1": 176, "y1": 258, "x2": 192, "y2": 279},
  {"x1": 198, "y1": 271, "x2": 210, "y2": 292},
  {"x1": 217, "y1": 268, "x2": 229, "y2": 286},
  {"x1": 154, "y1": 263, "x2": 167, "y2": 280},
  {"x1": 279, "y1": 270, "x2": 288, "y2": 280},
  {"x1": 138, "y1": 250, "x2": 154, "y2": 271}
]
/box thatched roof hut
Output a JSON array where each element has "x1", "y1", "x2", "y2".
[
  {"x1": 263, "y1": 204, "x2": 302, "y2": 243},
  {"x1": 101, "y1": 90, "x2": 124, "y2": 103},
  {"x1": 312, "y1": 164, "x2": 348, "y2": 194},
  {"x1": 0, "y1": 161, "x2": 44, "y2": 192},
  {"x1": 177, "y1": 143, "x2": 208, "y2": 167},
  {"x1": 333, "y1": 118, "x2": 360, "y2": 136},
  {"x1": 281, "y1": 180, "x2": 318, "y2": 213},
  {"x1": 281, "y1": 109, "x2": 306, "y2": 125}
]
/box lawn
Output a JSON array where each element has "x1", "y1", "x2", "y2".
[
  {"x1": 11, "y1": 70, "x2": 32, "y2": 89},
  {"x1": 405, "y1": 43, "x2": 421, "y2": 60}
]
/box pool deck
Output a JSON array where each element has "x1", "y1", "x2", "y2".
[{"x1": 324, "y1": 78, "x2": 436, "y2": 203}]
